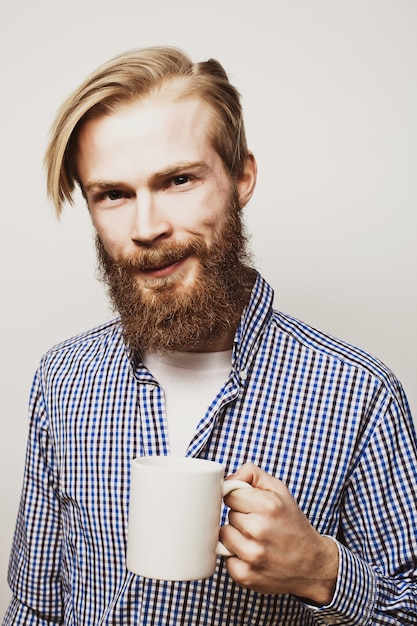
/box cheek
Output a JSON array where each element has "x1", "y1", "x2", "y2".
[
  {"x1": 188, "y1": 193, "x2": 230, "y2": 235},
  {"x1": 184, "y1": 215, "x2": 223, "y2": 247},
  {"x1": 91, "y1": 214, "x2": 127, "y2": 258},
  {"x1": 199, "y1": 205, "x2": 230, "y2": 238}
]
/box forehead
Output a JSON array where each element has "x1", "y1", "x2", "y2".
[{"x1": 75, "y1": 90, "x2": 220, "y2": 177}]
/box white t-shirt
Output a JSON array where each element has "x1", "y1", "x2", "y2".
[{"x1": 143, "y1": 350, "x2": 232, "y2": 456}]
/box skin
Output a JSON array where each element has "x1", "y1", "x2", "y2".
[
  {"x1": 75, "y1": 89, "x2": 339, "y2": 604},
  {"x1": 76, "y1": 91, "x2": 256, "y2": 353},
  {"x1": 221, "y1": 463, "x2": 339, "y2": 605}
]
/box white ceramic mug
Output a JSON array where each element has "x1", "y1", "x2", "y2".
[{"x1": 126, "y1": 456, "x2": 250, "y2": 581}]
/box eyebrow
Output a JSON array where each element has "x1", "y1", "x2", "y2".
[
  {"x1": 83, "y1": 180, "x2": 127, "y2": 194},
  {"x1": 83, "y1": 160, "x2": 211, "y2": 194},
  {"x1": 150, "y1": 161, "x2": 210, "y2": 182}
]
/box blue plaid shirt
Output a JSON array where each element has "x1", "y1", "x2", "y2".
[{"x1": 5, "y1": 274, "x2": 417, "y2": 625}]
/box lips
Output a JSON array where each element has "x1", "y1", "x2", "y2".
[
  {"x1": 142, "y1": 257, "x2": 188, "y2": 277},
  {"x1": 124, "y1": 239, "x2": 205, "y2": 279}
]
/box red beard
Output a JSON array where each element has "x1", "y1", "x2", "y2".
[{"x1": 96, "y1": 205, "x2": 254, "y2": 358}]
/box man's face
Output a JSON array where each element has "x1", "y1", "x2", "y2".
[
  {"x1": 77, "y1": 94, "x2": 236, "y2": 286},
  {"x1": 75, "y1": 91, "x2": 255, "y2": 353}
]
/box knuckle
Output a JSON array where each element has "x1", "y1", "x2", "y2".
[
  {"x1": 260, "y1": 494, "x2": 281, "y2": 517},
  {"x1": 240, "y1": 540, "x2": 268, "y2": 568},
  {"x1": 228, "y1": 559, "x2": 253, "y2": 588}
]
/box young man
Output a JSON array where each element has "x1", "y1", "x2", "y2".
[{"x1": 4, "y1": 47, "x2": 417, "y2": 625}]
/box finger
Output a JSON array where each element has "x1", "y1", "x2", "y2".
[
  {"x1": 227, "y1": 510, "x2": 271, "y2": 540},
  {"x1": 220, "y1": 520, "x2": 263, "y2": 564},
  {"x1": 229, "y1": 511, "x2": 282, "y2": 543},
  {"x1": 227, "y1": 510, "x2": 249, "y2": 535},
  {"x1": 224, "y1": 555, "x2": 256, "y2": 590},
  {"x1": 226, "y1": 483, "x2": 289, "y2": 525},
  {"x1": 223, "y1": 483, "x2": 259, "y2": 513},
  {"x1": 228, "y1": 463, "x2": 287, "y2": 496},
  {"x1": 220, "y1": 524, "x2": 256, "y2": 561},
  {"x1": 219, "y1": 517, "x2": 243, "y2": 556}
]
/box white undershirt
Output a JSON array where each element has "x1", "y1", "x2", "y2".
[{"x1": 143, "y1": 349, "x2": 233, "y2": 456}]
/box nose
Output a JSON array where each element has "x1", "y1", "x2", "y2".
[{"x1": 130, "y1": 191, "x2": 172, "y2": 246}]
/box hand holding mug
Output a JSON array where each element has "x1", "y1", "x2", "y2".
[
  {"x1": 219, "y1": 463, "x2": 339, "y2": 606},
  {"x1": 126, "y1": 456, "x2": 250, "y2": 581}
]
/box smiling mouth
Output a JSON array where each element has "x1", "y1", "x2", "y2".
[{"x1": 142, "y1": 257, "x2": 188, "y2": 278}]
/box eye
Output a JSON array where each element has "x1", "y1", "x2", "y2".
[
  {"x1": 107, "y1": 189, "x2": 124, "y2": 200},
  {"x1": 172, "y1": 175, "x2": 190, "y2": 186}
]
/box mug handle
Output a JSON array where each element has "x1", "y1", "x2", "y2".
[{"x1": 216, "y1": 479, "x2": 252, "y2": 557}]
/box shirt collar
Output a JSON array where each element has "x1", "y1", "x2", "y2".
[{"x1": 232, "y1": 271, "x2": 274, "y2": 377}]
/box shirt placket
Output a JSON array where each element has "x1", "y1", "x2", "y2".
[
  {"x1": 137, "y1": 379, "x2": 170, "y2": 457},
  {"x1": 185, "y1": 369, "x2": 243, "y2": 459}
]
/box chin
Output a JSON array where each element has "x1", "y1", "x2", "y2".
[{"x1": 138, "y1": 268, "x2": 196, "y2": 296}]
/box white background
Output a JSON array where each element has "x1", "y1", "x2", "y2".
[{"x1": 1, "y1": 0, "x2": 416, "y2": 617}]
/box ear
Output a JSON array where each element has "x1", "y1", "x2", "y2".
[{"x1": 236, "y1": 152, "x2": 257, "y2": 209}]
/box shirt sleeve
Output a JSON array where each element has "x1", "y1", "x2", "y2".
[
  {"x1": 4, "y1": 369, "x2": 63, "y2": 625},
  {"x1": 2, "y1": 595, "x2": 63, "y2": 626},
  {"x1": 306, "y1": 384, "x2": 417, "y2": 625}
]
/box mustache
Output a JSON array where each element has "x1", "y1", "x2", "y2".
[{"x1": 109, "y1": 239, "x2": 209, "y2": 273}]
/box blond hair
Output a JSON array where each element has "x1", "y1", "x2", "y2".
[{"x1": 45, "y1": 46, "x2": 248, "y2": 215}]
